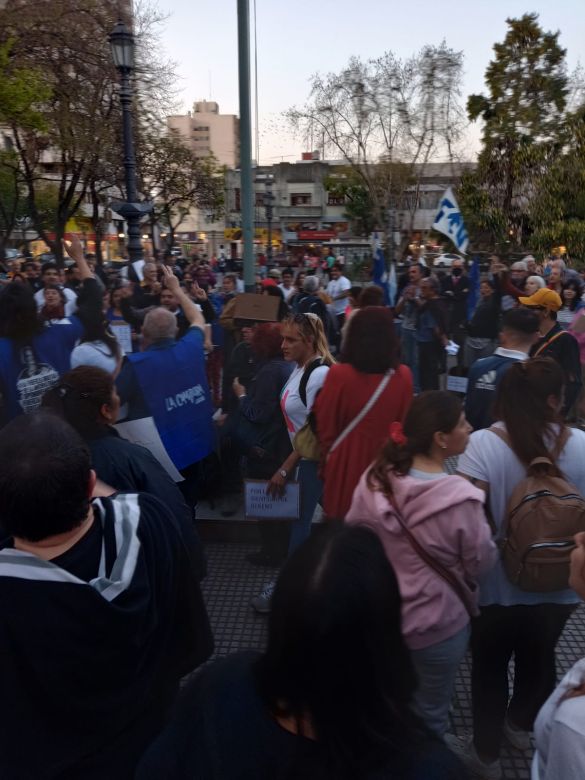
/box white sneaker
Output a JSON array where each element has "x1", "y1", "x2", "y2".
[
  {"x1": 444, "y1": 734, "x2": 502, "y2": 780},
  {"x1": 251, "y1": 581, "x2": 276, "y2": 614},
  {"x1": 503, "y1": 717, "x2": 531, "y2": 751}
]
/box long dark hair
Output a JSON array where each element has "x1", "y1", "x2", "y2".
[
  {"x1": 368, "y1": 391, "x2": 462, "y2": 496},
  {"x1": 0, "y1": 282, "x2": 42, "y2": 342},
  {"x1": 492, "y1": 357, "x2": 565, "y2": 476},
  {"x1": 254, "y1": 526, "x2": 429, "y2": 777},
  {"x1": 41, "y1": 366, "x2": 114, "y2": 439},
  {"x1": 341, "y1": 307, "x2": 399, "y2": 373}
]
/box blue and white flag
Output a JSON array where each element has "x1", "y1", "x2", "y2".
[
  {"x1": 466, "y1": 256, "x2": 481, "y2": 320},
  {"x1": 432, "y1": 187, "x2": 469, "y2": 254},
  {"x1": 372, "y1": 232, "x2": 391, "y2": 306}
]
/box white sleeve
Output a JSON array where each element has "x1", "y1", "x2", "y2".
[
  {"x1": 305, "y1": 366, "x2": 329, "y2": 411},
  {"x1": 457, "y1": 431, "x2": 491, "y2": 483},
  {"x1": 541, "y1": 720, "x2": 585, "y2": 780},
  {"x1": 341, "y1": 277, "x2": 351, "y2": 292}
]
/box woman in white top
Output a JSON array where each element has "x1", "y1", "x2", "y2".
[
  {"x1": 533, "y1": 531, "x2": 585, "y2": 780},
  {"x1": 251, "y1": 313, "x2": 334, "y2": 613},
  {"x1": 450, "y1": 357, "x2": 585, "y2": 780}
]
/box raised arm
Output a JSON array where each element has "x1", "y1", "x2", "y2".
[
  {"x1": 161, "y1": 265, "x2": 205, "y2": 332},
  {"x1": 62, "y1": 234, "x2": 92, "y2": 281}
]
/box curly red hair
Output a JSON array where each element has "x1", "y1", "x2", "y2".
[{"x1": 251, "y1": 322, "x2": 283, "y2": 360}]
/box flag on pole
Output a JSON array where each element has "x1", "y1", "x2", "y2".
[
  {"x1": 371, "y1": 231, "x2": 391, "y2": 306},
  {"x1": 432, "y1": 187, "x2": 469, "y2": 254},
  {"x1": 466, "y1": 256, "x2": 481, "y2": 320},
  {"x1": 387, "y1": 260, "x2": 397, "y2": 307}
]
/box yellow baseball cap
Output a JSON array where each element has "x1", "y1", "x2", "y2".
[{"x1": 518, "y1": 287, "x2": 562, "y2": 312}]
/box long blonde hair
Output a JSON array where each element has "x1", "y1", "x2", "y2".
[{"x1": 283, "y1": 313, "x2": 335, "y2": 366}]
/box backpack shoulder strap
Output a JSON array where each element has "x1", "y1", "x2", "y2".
[
  {"x1": 299, "y1": 358, "x2": 325, "y2": 407},
  {"x1": 487, "y1": 425, "x2": 511, "y2": 447}
]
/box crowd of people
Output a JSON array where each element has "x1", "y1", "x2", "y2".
[{"x1": 1, "y1": 240, "x2": 585, "y2": 779}]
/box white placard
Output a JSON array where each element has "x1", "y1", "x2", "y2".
[
  {"x1": 244, "y1": 479, "x2": 300, "y2": 520},
  {"x1": 132, "y1": 259, "x2": 145, "y2": 282},
  {"x1": 110, "y1": 321, "x2": 133, "y2": 354},
  {"x1": 447, "y1": 375, "x2": 468, "y2": 394},
  {"x1": 115, "y1": 416, "x2": 184, "y2": 482}
]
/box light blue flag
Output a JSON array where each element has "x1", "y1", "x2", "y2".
[{"x1": 432, "y1": 187, "x2": 469, "y2": 254}]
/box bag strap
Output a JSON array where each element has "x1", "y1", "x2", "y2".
[
  {"x1": 391, "y1": 501, "x2": 475, "y2": 617},
  {"x1": 534, "y1": 329, "x2": 565, "y2": 357},
  {"x1": 299, "y1": 358, "x2": 325, "y2": 407},
  {"x1": 328, "y1": 369, "x2": 394, "y2": 457}
]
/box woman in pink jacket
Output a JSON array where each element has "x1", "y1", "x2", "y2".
[{"x1": 346, "y1": 391, "x2": 497, "y2": 738}]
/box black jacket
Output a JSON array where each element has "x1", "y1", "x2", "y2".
[
  {"x1": 0, "y1": 493, "x2": 213, "y2": 779},
  {"x1": 88, "y1": 426, "x2": 206, "y2": 580},
  {"x1": 530, "y1": 323, "x2": 582, "y2": 415}
]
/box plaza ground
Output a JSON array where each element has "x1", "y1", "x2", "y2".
[{"x1": 200, "y1": 536, "x2": 585, "y2": 780}]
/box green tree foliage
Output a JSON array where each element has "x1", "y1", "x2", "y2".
[
  {"x1": 139, "y1": 133, "x2": 225, "y2": 248},
  {"x1": 529, "y1": 107, "x2": 585, "y2": 257},
  {"x1": 462, "y1": 13, "x2": 569, "y2": 249},
  {"x1": 0, "y1": 39, "x2": 50, "y2": 130}
]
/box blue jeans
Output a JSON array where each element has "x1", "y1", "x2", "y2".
[
  {"x1": 288, "y1": 459, "x2": 322, "y2": 555},
  {"x1": 400, "y1": 327, "x2": 420, "y2": 392},
  {"x1": 410, "y1": 624, "x2": 470, "y2": 737}
]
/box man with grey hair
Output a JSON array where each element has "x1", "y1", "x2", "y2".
[
  {"x1": 117, "y1": 267, "x2": 214, "y2": 509},
  {"x1": 297, "y1": 274, "x2": 330, "y2": 335}
]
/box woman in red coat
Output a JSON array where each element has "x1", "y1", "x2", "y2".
[{"x1": 314, "y1": 306, "x2": 413, "y2": 520}]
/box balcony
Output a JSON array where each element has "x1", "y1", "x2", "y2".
[{"x1": 277, "y1": 205, "x2": 323, "y2": 218}]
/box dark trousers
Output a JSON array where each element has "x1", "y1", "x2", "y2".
[
  {"x1": 418, "y1": 341, "x2": 442, "y2": 390},
  {"x1": 470, "y1": 603, "x2": 575, "y2": 759}
]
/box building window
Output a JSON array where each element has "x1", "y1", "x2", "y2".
[
  {"x1": 193, "y1": 125, "x2": 210, "y2": 131},
  {"x1": 234, "y1": 188, "x2": 241, "y2": 211},
  {"x1": 327, "y1": 195, "x2": 345, "y2": 206},
  {"x1": 291, "y1": 193, "x2": 311, "y2": 206}
]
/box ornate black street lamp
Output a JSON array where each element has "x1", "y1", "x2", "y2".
[{"x1": 109, "y1": 20, "x2": 151, "y2": 263}]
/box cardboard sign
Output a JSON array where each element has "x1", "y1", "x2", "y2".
[
  {"x1": 447, "y1": 375, "x2": 468, "y2": 394},
  {"x1": 233, "y1": 293, "x2": 280, "y2": 322},
  {"x1": 244, "y1": 479, "x2": 300, "y2": 520}
]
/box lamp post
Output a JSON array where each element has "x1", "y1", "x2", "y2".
[
  {"x1": 109, "y1": 20, "x2": 152, "y2": 263},
  {"x1": 264, "y1": 176, "x2": 274, "y2": 264}
]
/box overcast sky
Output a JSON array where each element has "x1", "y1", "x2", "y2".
[{"x1": 159, "y1": 0, "x2": 584, "y2": 164}]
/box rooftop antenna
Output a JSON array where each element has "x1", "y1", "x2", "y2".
[{"x1": 208, "y1": 70, "x2": 212, "y2": 100}]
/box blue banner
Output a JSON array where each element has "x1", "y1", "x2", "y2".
[
  {"x1": 128, "y1": 329, "x2": 214, "y2": 470},
  {"x1": 466, "y1": 256, "x2": 481, "y2": 320},
  {"x1": 372, "y1": 233, "x2": 391, "y2": 305}
]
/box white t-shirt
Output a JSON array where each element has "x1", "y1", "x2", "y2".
[
  {"x1": 458, "y1": 422, "x2": 585, "y2": 606},
  {"x1": 326, "y1": 276, "x2": 351, "y2": 316},
  {"x1": 278, "y1": 283, "x2": 295, "y2": 303},
  {"x1": 35, "y1": 286, "x2": 77, "y2": 316},
  {"x1": 533, "y1": 658, "x2": 585, "y2": 780},
  {"x1": 70, "y1": 341, "x2": 118, "y2": 375},
  {"x1": 280, "y1": 362, "x2": 329, "y2": 442}
]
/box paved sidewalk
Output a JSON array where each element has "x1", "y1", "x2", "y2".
[{"x1": 201, "y1": 540, "x2": 585, "y2": 780}]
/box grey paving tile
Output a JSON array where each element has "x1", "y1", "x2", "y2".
[{"x1": 201, "y1": 542, "x2": 585, "y2": 779}]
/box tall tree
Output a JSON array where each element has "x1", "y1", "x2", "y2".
[
  {"x1": 464, "y1": 13, "x2": 568, "y2": 246},
  {"x1": 287, "y1": 42, "x2": 465, "y2": 249},
  {"x1": 138, "y1": 133, "x2": 225, "y2": 250}
]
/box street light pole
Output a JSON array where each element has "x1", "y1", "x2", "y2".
[
  {"x1": 237, "y1": 0, "x2": 255, "y2": 291},
  {"x1": 264, "y1": 177, "x2": 273, "y2": 264},
  {"x1": 109, "y1": 20, "x2": 152, "y2": 264}
]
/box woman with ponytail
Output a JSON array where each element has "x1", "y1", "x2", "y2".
[
  {"x1": 346, "y1": 391, "x2": 496, "y2": 738},
  {"x1": 451, "y1": 357, "x2": 585, "y2": 779}
]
